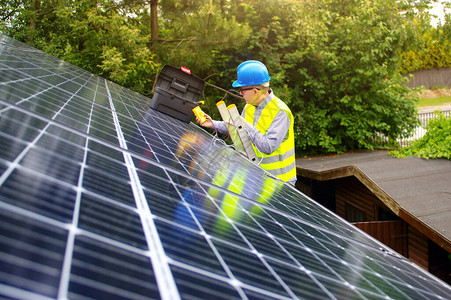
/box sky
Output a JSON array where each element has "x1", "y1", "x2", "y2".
[{"x1": 429, "y1": 1, "x2": 450, "y2": 26}]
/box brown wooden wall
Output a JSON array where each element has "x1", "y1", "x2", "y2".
[
  {"x1": 333, "y1": 176, "x2": 429, "y2": 270},
  {"x1": 405, "y1": 67, "x2": 451, "y2": 88},
  {"x1": 335, "y1": 177, "x2": 386, "y2": 222},
  {"x1": 354, "y1": 221, "x2": 408, "y2": 257},
  {"x1": 408, "y1": 226, "x2": 429, "y2": 270},
  {"x1": 298, "y1": 174, "x2": 449, "y2": 283}
]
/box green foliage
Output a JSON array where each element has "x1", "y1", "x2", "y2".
[
  {"x1": 401, "y1": 26, "x2": 451, "y2": 73},
  {"x1": 279, "y1": 0, "x2": 420, "y2": 154},
  {"x1": 400, "y1": 1, "x2": 451, "y2": 73},
  {"x1": 153, "y1": 0, "x2": 251, "y2": 72},
  {"x1": 390, "y1": 112, "x2": 451, "y2": 159},
  {"x1": 2, "y1": 0, "x2": 160, "y2": 95},
  {"x1": 3, "y1": 0, "x2": 442, "y2": 156}
]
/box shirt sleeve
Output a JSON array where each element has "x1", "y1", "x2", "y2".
[
  {"x1": 211, "y1": 120, "x2": 229, "y2": 135},
  {"x1": 242, "y1": 110, "x2": 291, "y2": 155}
]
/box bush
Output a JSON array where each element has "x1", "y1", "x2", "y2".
[{"x1": 389, "y1": 112, "x2": 451, "y2": 159}]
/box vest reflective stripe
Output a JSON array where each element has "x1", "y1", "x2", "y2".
[
  {"x1": 260, "y1": 148, "x2": 295, "y2": 165},
  {"x1": 263, "y1": 157, "x2": 296, "y2": 176},
  {"x1": 245, "y1": 97, "x2": 296, "y2": 182}
]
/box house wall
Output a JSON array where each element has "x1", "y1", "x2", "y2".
[
  {"x1": 331, "y1": 176, "x2": 451, "y2": 283},
  {"x1": 408, "y1": 226, "x2": 429, "y2": 270},
  {"x1": 429, "y1": 240, "x2": 451, "y2": 284},
  {"x1": 298, "y1": 174, "x2": 450, "y2": 283},
  {"x1": 335, "y1": 177, "x2": 388, "y2": 222},
  {"x1": 354, "y1": 221, "x2": 408, "y2": 257}
]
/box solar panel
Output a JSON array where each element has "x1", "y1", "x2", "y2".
[{"x1": 1, "y1": 33, "x2": 450, "y2": 299}]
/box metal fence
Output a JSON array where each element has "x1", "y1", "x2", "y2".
[
  {"x1": 373, "y1": 109, "x2": 451, "y2": 148},
  {"x1": 398, "y1": 109, "x2": 450, "y2": 147}
]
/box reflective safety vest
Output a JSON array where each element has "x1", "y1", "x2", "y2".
[{"x1": 244, "y1": 96, "x2": 296, "y2": 182}]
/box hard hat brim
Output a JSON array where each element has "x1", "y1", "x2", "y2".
[
  {"x1": 232, "y1": 80, "x2": 244, "y2": 88},
  {"x1": 232, "y1": 79, "x2": 270, "y2": 88}
]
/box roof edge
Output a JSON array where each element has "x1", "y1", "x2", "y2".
[
  {"x1": 399, "y1": 208, "x2": 451, "y2": 253},
  {"x1": 297, "y1": 165, "x2": 354, "y2": 181},
  {"x1": 296, "y1": 164, "x2": 451, "y2": 253}
]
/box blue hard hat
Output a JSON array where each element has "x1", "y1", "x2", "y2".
[{"x1": 232, "y1": 60, "x2": 271, "y2": 87}]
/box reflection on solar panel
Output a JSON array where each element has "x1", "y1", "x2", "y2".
[{"x1": 1, "y1": 34, "x2": 450, "y2": 299}]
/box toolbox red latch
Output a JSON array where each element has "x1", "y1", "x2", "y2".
[{"x1": 181, "y1": 66, "x2": 191, "y2": 74}]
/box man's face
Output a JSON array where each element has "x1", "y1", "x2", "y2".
[{"x1": 239, "y1": 86, "x2": 260, "y2": 105}]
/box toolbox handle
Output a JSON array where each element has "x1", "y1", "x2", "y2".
[{"x1": 170, "y1": 78, "x2": 188, "y2": 93}]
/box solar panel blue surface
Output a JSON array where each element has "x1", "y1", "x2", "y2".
[{"x1": 1, "y1": 34, "x2": 450, "y2": 299}]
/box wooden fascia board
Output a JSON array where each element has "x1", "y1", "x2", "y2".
[
  {"x1": 399, "y1": 208, "x2": 451, "y2": 254},
  {"x1": 297, "y1": 166, "x2": 354, "y2": 181}
]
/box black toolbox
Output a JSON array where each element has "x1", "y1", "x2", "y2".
[{"x1": 149, "y1": 65, "x2": 204, "y2": 123}]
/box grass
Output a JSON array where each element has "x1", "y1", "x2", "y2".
[{"x1": 416, "y1": 96, "x2": 451, "y2": 107}]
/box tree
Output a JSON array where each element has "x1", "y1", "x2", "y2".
[
  {"x1": 2, "y1": 0, "x2": 432, "y2": 156},
  {"x1": 278, "y1": 0, "x2": 420, "y2": 154},
  {"x1": 153, "y1": 0, "x2": 251, "y2": 71},
  {"x1": 399, "y1": 0, "x2": 451, "y2": 72},
  {"x1": 2, "y1": 0, "x2": 160, "y2": 94}
]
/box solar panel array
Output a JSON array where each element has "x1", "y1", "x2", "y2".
[{"x1": 1, "y1": 34, "x2": 450, "y2": 299}]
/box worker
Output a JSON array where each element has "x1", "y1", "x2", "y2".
[{"x1": 197, "y1": 60, "x2": 297, "y2": 185}]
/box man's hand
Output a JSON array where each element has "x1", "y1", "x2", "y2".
[{"x1": 196, "y1": 115, "x2": 213, "y2": 128}]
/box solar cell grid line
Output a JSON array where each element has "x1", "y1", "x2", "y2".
[
  {"x1": 202, "y1": 174, "x2": 377, "y2": 258},
  {"x1": 276, "y1": 214, "x2": 400, "y2": 275},
  {"x1": 122, "y1": 103, "x2": 252, "y2": 298},
  {"x1": 55, "y1": 74, "x2": 131, "y2": 299},
  {"x1": 185, "y1": 181, "x2": 340, "y2": 299},
  {"x1": 0, "y1": 92, "x2": 159, "y2": 296},
  {"x1": 168, "y1": 175, "x2": 297, "y2": 298},
  {"x1": 108, "y1": 82, "x2": 150, "y2": 122},
  {"x1": 261, "y1": 211, "x2": 385, "y2": 287},
  {"x1": 236, "y1": 212, "x2": 350, "y2": 297},
  {"x1": 0, "y1": 80, "x2": 83, "y2": 187},
  {"x1": 125, "y1": 112, "x2": 201, "y2": 181},
  {"x1": 162, "y1": 186, "x2": 250, "y2": 299},
  {"x1": 132, "y1": 110, "x2": 218, "y2": 180},
  {"x1": 187, "y1": 183, "x2": 311, "y2": 297},
  {"x1": 0, "y1": 71, "x2": 82, "y2": 113},
  {"x1": 137, "y1": 140, "x2": 296, "y2": 298},
  {"x1": 102, "y1": 86, "x2": 211, "y2": 172},
  {"x1": 279, "y1": 195, "x2": 378, "y2": 247},
  {"x1": 218, "y1": 192, "x2": 382, "y2": 298},
  {"x1": 258, "y1": 213, "x2": 403, "y2": 298},
  {"x1": 105, "y1": 79, "x2": 180, "y2": 300},
  {"x1": 57, "y1": 74, "x2": 95, "y2": 299},
  {"x1": 0, "y1": 96, "x2": 162, "y2": 298},
  {"x1": 0, "y1": 65, "x2": 100, "y2": 141}
]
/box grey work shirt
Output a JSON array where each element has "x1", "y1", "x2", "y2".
[{"x1": 212, "y1": 91, "x2": 296, "y2": 183}]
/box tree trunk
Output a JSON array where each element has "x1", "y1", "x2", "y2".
[
  {"x1": 27, "y1": 0, "x2": 41, "y2": 43},
  {"x1": 30, "y1": 0, "x2": 41, "y2": 30},
  {"x1": 150, "y1": 0, "x2": 158, "y2": 41}
]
